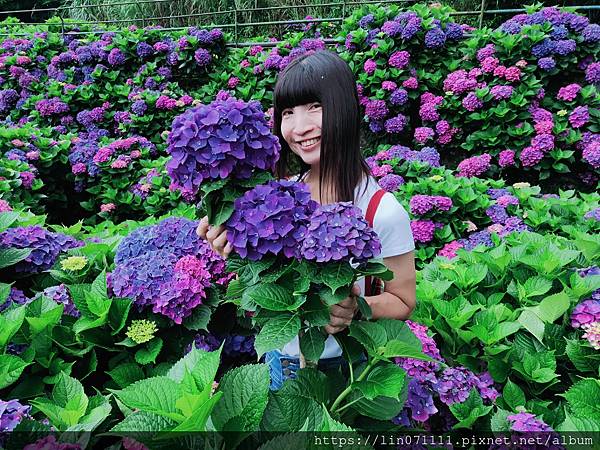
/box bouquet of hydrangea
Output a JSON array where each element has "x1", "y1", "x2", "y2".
[
  {"x1": 224, "y1": 180, "x2": 399, "y2": 361},
  {"x1": 166, "y1": 96, "x2": 280, "y2": 225}
]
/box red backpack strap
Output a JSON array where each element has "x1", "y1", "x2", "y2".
[{"x1": 364, "y1": 189, "x2": 386, "y2": 297}]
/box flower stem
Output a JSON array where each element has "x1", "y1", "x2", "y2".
[{"x1": 330, "y1": 357, "x2": 377, "y2": 414}]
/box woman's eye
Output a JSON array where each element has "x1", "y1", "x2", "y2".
[
  {"x1": 311, "y1": 103, "x2": 322, "y2": 109},
  {"x1": 282, "y1": 110, "x2": 292, "y2": 117}
]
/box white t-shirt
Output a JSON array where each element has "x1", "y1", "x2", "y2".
[{"x1": 280, "y1": 175, "x2": 415, "y2": 358}]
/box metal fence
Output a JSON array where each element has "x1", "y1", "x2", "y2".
[{"x1": 0, "y1": 0, "x2": 599, "y2": 44}]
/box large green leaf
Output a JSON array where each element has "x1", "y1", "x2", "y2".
[
  {"x1": 254, "y1": 315, "x2": 301, "y2": 358},
  {"x1": 321, "y1": 262, "x2": 354, "y2": 293},
  {"x1": 0, "y1": 354, "x2": 30, "y2": 389},
  {"x1": 0, "y1": 304, "x2": 26, "y2": 347},
  {"x1": 299, "y1": 328, "x2": 326, "y2": 362},
  {"x1": 110, "y1": 376, "x2": 184, "y2": 422},
  {"x1": 110, "y1": 411, "x2": 175, "y2": 433},
  {"x1": 563, "y1": 379, "x2": 600, "y2": 420},
  {"x1": 168, "y1": 347, "x2": 221, "y2": 390},
  {"x1": 107, "y1": 363, "x2": 145, "y2": 389},
  {"x1": 246, "y1": 283, "x2": 301, "y2": 311},
  {"x1": 261, "y1": 387, "x2": 323, "y2": 432},
  {"x1": 355, "y1": 364, "x2": 407, "y2": 400},
  {"x1": 135, "y1": 337, "x2": 163, "y2": 365},
  {"x1": 0, "y1": 247, "x2": 32, "y2": 269},
  {"x1": 211, "y1": 364, "x2": 270, "y2": 432},
  {"x1": 449, "y1": 389, "x2": 493, "y2": 429},
  {"x1": 349, "y1": 321, "x2": 387, "y2": 352},
  {"x1": 502, "y1": 379, "x2": 526, "y2": 411}
]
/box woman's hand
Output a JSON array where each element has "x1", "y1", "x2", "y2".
[
  {"x1": 324, "y1": 283, "x2": 360, "y2": 334},
  {"x1": 196, "y1": 216, "x2": 233, "y2": 258}
]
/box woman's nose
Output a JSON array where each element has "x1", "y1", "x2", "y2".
[{"x1": 292, "y1": 112, "x2": 315, "y2": 135}]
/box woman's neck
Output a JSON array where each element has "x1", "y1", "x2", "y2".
[{"x1": 304, "y1": 168, "x2": 337, "y2": 205}]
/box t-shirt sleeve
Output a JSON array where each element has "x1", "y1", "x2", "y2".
[{"x1": 373, "y1": 192, "x2": 415, "y2": 258}]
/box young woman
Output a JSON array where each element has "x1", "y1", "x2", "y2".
[{"x1": 197, "y1": 50, "x2": 416, "y2": 389}]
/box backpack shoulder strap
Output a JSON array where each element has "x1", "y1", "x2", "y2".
[{"x1": 364, "y1": 189, "x2": 386, "y2": 297}]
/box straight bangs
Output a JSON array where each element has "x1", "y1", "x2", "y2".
[{"x1": 273, "y1": 61, "x2": 322, "y2": 113}]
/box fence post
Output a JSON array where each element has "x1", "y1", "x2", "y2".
[
  {"x1": 234, "y1": 4, "x2": 239, "y2": 45},
  {"x1": 478, "y1": 0, "x2": 487, "y2": 29}
]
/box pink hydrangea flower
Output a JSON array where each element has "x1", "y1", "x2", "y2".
[
  {"x1": 402, "y1": 77, "x2": 418, "y2": 89},
  {"x1": 100, "y1": 203, "x2": 116, "y2": 213}
]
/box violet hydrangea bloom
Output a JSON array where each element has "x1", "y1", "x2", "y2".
[
  {"x1": 227, "y1": 180, "x2": 317, "y2": 261},
  {"x1": 0, "y1": 226, "x2": 83, "y2": 274},
  {"x1": 395, "y1": 320, "x2": 444, "y2": 383},
  {"x1": 571, "y1": 299, "x2": 600, "y2": 328},
  {"x1": 186, "y1": 332, "x2": 221, "y2": 353},
  {"x1": 35, "y1": 284, "x2": 80, "y2": 317},
  {"x1": 300, "y1": 202, "x2": 381, "y2": 263},
  {"x1": 507, "y1": 412, "x2": 553, "y2": 432},
  {"x1": 0, "y1": 287, "x2": 30, "y2": 313},
  {"x1": 166, "y1": 97, "x2": 280, "y2": 200},
  {"x1": 0, "y1": 399, "x2": 31, "y2": 432},
  {"x1": 224, "y1": 334, "x2": 256, "y2": 357},
  {"x1": 378, "y1": 174, "x2": 404, "y2": 192}
]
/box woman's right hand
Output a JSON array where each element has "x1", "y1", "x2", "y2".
[{"x1": 196, "y1": 216, "x2": 233, "y2": 258}]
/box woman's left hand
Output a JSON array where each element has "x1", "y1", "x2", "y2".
[{"x1": 324, "y1": 283, "x2": 360, "y2": 334}]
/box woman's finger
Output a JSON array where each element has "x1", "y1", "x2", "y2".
[
  {"x1": 223, "y1": 242, "x2": 233, "y2": 258},
  {"x1": 212, "y1": 230, "x2": 228, "y2": 253},
  {"x1": 196, "y1": 216, "x2": 209, "y2": 238}
]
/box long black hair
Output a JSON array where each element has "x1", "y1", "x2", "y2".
[{"x1": 273, "y1": 50, "x2": 369, "y2": 203}]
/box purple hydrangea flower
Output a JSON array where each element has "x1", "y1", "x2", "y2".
[
  {"x1": 459, "y1": 230, "x2": 494, "y2": 250},
  {"x1": 389, "y1": 51, "x2": 410, "y2": 69},
  {"x1": 396, "y1": 320, "x2": 443, "y2": 383},
  {"x1": 365, "y1": 99, "x2": 388, "y2": 120},
  {"x1": 186, "y1": 332, "x2": 222, "y2": 353},
  {"x1": 0, "y1": 288, "x2": 30, "y2": 313},
  {"x1": 520, "y1": 146, "x2": 544, "y2": 167},
  {"x1": 410, "y1": 220, "x2": 436, "y2": 243},
  {"x1": 507, "y1": 412, "x2": 553, "y2": 432},
  {"x1": 585, "y1": 62, "x2": 600, "y2": 84},
  {"x1": 300, "y1": 202, "x2": 381, "y2": 263},
  {"x1": 227, "y1": 181, "x2": 317, "y2": 260},
  {"x1": 0, "y1": 399, "x2": 31, "y2": 432},
  {"x1": 224, "y1": 334, "x2": 256, "y2": 357},
  {"x1": 569, "y1": 106, "x2": 589, "y2": 128},
  {"x1": 538, "y1": 57, "x2": 556, "y2": 71},
  {"x1": 582, "y1": 24, "x2": 600, "y2": 43},
  {"x1": 194, "y1": 48, "x2": 212, "y2": 67},
  {"x1": 424, "y1": 27, "x2": 446, "y2": 48},
  {"x1": 571, "y1": 300, "x2": 600, "y2": 328},
  {"x1": 584, "y1": 208, "x2": 600, "y2": 221},
  {"x1": 486, "y1": 205, "x2": 510, "y2": 224},
  {"x1": 389, "y1": 88, "x2": 408, "y2": 106},
  {"x1": 0, "y1": 226, "x2": 82, "y2": 274},
  {"x1": 457, "y1": 154, "x2": 492, "y2": 177},
  {"x1": 107, "y1": 48, "x2": 126, "y2": 66},
  {"x1": 384, "y1": 114, "x2": 408, "y2": 133},
  {"x1": 378, "y1": 174, "x2": 404, "y2": 192},
  {"x1": 136, "y1": 42, "x2": 154, "y2": 58},
  {"x1": 166, "y1": 97, "x2": 280, "y2": 200},
  {"x1": 490, "y1": 85, "x2": 514, "y2": 100},
  {"x1": 35, "y1": 284, "x2": 80, "y2": 317}
]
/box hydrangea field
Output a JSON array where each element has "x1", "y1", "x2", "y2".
[{"x1": 0, "y1": 2, "x2": 599, "y2": 448}]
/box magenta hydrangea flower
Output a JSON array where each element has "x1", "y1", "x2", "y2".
[
  {"x1": 0, "y1": 199, "x2": 12, "y2": 212},
  {"x1": 402, "y1": 77, "x2": 418, "y2": 89},
  {"x1": 414, "y1": 127, "x2": 435, "y2": 143},
  {"x1": 585, "y1": 62, "x2": 600, "y2": 84},
  {"x1": 194, "y1": 48, "x2": 212, "y2": 67},
  {"x1": 381, "y1": 80, "x2": 397, "y2": 91},
  {"x1": 384, "y1": 114, "x2": 408, "y2": 133},
  {"x1": 582, "y1": 140, "x2": 600, "y2": 169},
  {"x1": 227, "y1": 180, "x2": 317, "y2": 261},
  {"x1": 395, "y1": 320, "x2": 443, "y2": 383},
  {"x1": 410, "y1": 220, "x2": 437, "y2": 243},
  {"x1": 462, "y1": 92, "x2": 483, "y2": 111},
  {"x1": 166, "y1": 97, "x2": 280, "y2": 200},
  {"x1": 300, "y1": 202, "x2": 381, "y2": 263},
  {"x1": 490, "y1": 85, "x2": 514, "y2": 100},
  {"x1": 0, "y1": 226, "x2": 82, "y2": 274},
  {"x1": 532, "y1": 133, "x2": 555, "y2": 152},
  {"x1": 363, "y1": 59, "x2": 377, "y2": 75},
  {"x1": 557, "y1": 83, "x2": 581, "y2": 101},
  {"x1": 571, "y1": 300, "x2": 600, "y2": 328},
  {"x1": 107, "y1": 48, "x2": 126, "y2": 66},
  {"x1": 438, "y1": 240, "x2": 463, "y2": 259},
  {"x1": 456, "y1": 154, "x2": 491, "y2": 177},
  {"x1": 498, "y1": 149, "x2": 516, "y2": 167}
]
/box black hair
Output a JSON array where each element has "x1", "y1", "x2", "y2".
[{"x1": 273, "y1": 50, "x2": 369, "y2": 203}]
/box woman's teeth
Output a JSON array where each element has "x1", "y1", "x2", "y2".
[{"x1": 300, "y1": 138, "x2": 319, "y2": 148}]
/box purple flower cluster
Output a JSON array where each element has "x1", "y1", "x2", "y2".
[
  {"x1": 0, "y1": 226, "x2": 82, "y2": 274},
  {"x1": 300, "y1": 202, "x2": 381, "y2": 263},
  {"x1": 166, "y1": 97, "x2": 280, "y2": 200},
  {"x1": 227, "y1": 180, "x2": 317, "y2": 261},
  {"x1": 571, "y1": 300, "x2": 600, "y2": 329},
  {"x1": 410, "y1": 220, "x2": 437, "y2": 243},
  {"x1": 0, "y1": 287, "x2": 30, "y2": 313},
  {"x1": 459, "y1": 230, "x2": 494, "y2": 250},
  {"x1": 435, "y1": 367, "x2": 498, "y2": 405},
  {"x1": 35, "y1": 284, "x2": 80, "y2": 317},
  {"x1": 507, "y1": 412, "x2": 553, "y2": 432},
  {"x1": 409, "y1": 195, "x2": 453, "y2": 215},
  {"x1": 378, "y1": 174, "x2": 404, "y2": 192},
  {"x1": 112, "y1": 217, "x2": 230, "y2": 324},
  {"x1": 0, "y1": 399, "x2": 31, "y2": 432},
  {"x1": 223, "y1": 334, "x2": 256, "y2": 357},
  {"x1": 35, "y1": 97, "x2": 69, "y2": 116},
  {"x1": 456, "y1": 154, "x2": 491, "y2": 178}
]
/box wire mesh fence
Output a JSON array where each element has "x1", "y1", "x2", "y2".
[{"x1": 0, "y1": 0, "x2": 599, "y2": 43}]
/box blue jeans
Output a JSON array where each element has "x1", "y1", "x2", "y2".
[{"x1": 264, "y1": 349, "x2": 348, "y2": 391}]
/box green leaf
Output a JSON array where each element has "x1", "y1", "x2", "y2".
[
  {"x1": 350, "y1": 392, "x2": 405, "y2": 420},
  {"x1": 533, "y1": 292, "x2": 571, "y2": 323},
  {"x1": 355, "y1": 364, "x2": 407, "y2": 400},
  {"x1": 565, "y1": 339, "x2": 600, "y2": 373},
  {"x1": 503, "y1": 379, "x2": 526, "y2": 411},
  {"x1": 523, "y1": 276, "x2": 553, "y2": 298},
  {"x1": 0, "y1": 211, "x2": 20, "y2": 231},
  {"x1": 349, "y1": 321, "x2": 387, "y2": 352},
  {"x1": 67, "y1": 395, "x2": 112, "y2": 432},
  {"x1": 25, "y1": 299, "x2": 63, "y2": 335},
  {"x1": 0, "y1": 304, "x2": 26, "y2": 347},
  {"x1": 246, "y1": 283, "x2": 300, "y2": 311},
  {"x1": 107, "y1": 363, "x2": 145, "y2": 388},
  {"x1": 0, "y1": 354, "x2": 30, "y2": 389},
  {"x1": 299, "y1": 328, "x2": 326, "y2": 362},
  {"x1": 135, "y1": 337, "x2": 163, "y2": 365},
  {"x1": 168, "y1": 347, "x2": 221, "y2": 390},
  {"x1": 0, "y1": 247, "x2": 32, "y2": 269},
  {"x1": 110, "y1": 376, "x2": 184, "y2": 421},
  {"x1": 108, "y1": 298, "x2": 132, "y2": 335},
  {"x1": 212, "y1": 364, "x2": 270, "y2": 432},
  {"x1": 321, "y1": 262, "x2": 354, "y2": 293},
  {"x1": 517, "y1": 309, "x2": 545, "y2": 343},
  {"x1": 254, "y1": 315, "x2": 301, "y2": 358},
  {"x1": 558, "y1": 411, "x2": 600, "y2": 432},
  {"x1": 563, "y1": 379, "x2": 600, "y2": 420},
  {"x1": 449, "y1": 389, "x2": 493, "y2": 429},
  {"x1": 379, "y1": 339, "x2": 435, "y2": 361},
  {"x1": 172, "y1": 391, "x2": 222, "y2": 432},
  {"x1": 109, "y1": 410, "x2": 175, "y2": 433},
  {"x1": 261, "y1": 387, "x2": 323, "y2": 432},
  {"x1": 182, "y1": 305, "x2": 212, "y2": 331}
]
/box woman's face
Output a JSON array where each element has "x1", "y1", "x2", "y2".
[{"x1": 280, "y1": 102, "x2": 322, "y2": 167}]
